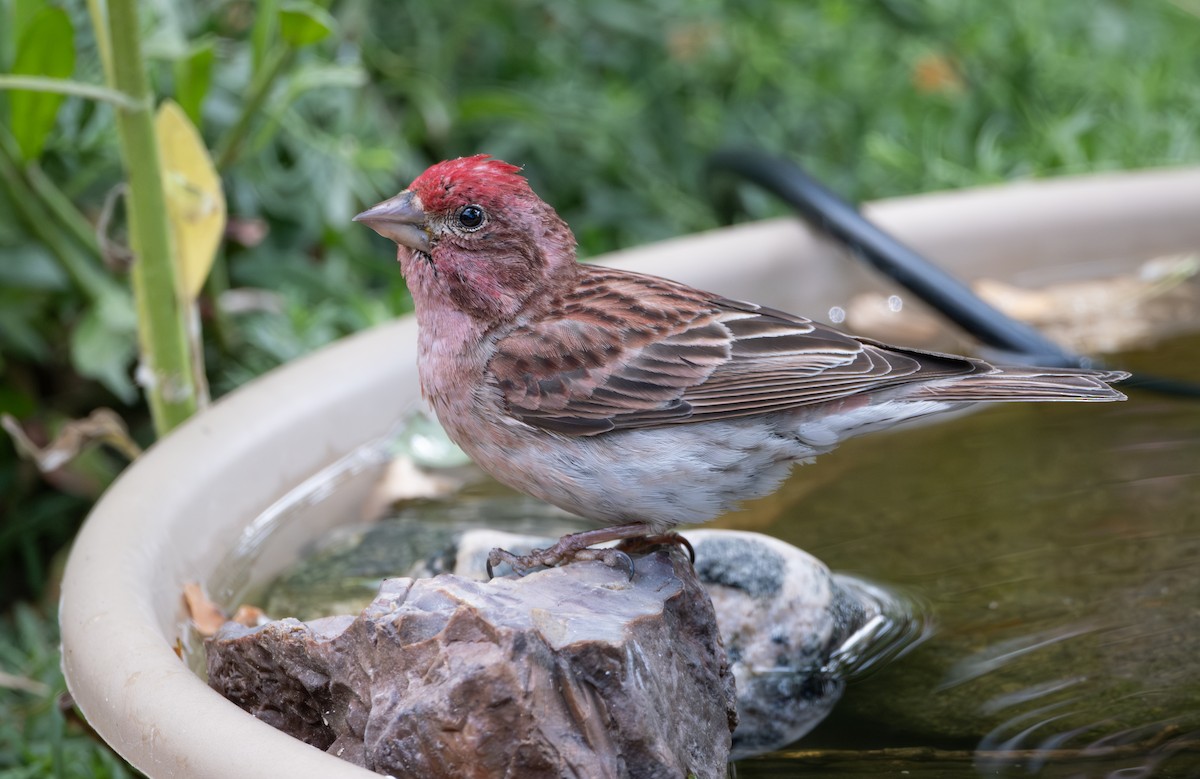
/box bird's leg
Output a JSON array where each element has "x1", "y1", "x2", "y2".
[{"x1": 486, "y1": 522, "x2": 654, "y2": 578}]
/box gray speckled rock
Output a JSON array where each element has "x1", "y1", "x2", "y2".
[
  {"x1": 208, "y1": 546, "x2": 737, "y2": 779},
  {"x1": 690, "y1": 530, "x2": 860, "y2": 757}
]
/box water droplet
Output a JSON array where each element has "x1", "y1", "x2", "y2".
[
  {"x1": 888, "y1": 294, "x2": 904, "y2": 312},
  {"x1": 829, "y1": 306, "x2": 846, "y2": 324}
]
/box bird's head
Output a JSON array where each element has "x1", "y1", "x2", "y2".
[{"x1": 355, "y1": 155, "x2": 577, "y2": 322}]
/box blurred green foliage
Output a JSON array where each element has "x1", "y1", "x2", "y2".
[
  {"x1": 0, "y1": 603, "x2": 134, "y2": 778},
  {"x1": 0, "y1": 0, "x2": 1199, "y2": 772}
]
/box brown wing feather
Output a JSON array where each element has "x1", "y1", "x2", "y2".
[
  {"x1": 488, "y1": 269, "x2": 725, "y2": 434},
  {"x1": 488, "y1": 265, "x2": 992, "y2": 436}
]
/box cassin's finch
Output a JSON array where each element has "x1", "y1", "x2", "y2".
[{"x1": 355, "y1": 155, "x2": 1128, "y2": 574}]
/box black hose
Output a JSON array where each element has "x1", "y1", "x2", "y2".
[{"x1": 707, "y1": 149, "x2": 1200, "y2": 397}]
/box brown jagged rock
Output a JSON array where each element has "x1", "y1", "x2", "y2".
[{"x1": 207, "y1": 547, "x2": 736, "y2": 778}]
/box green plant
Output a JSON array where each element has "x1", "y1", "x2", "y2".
[
  {"x1": 0, "y1": 603, "x2": 133, "y2": 778},
  {"x1": 0, "y1": 0, "x2": 407, "y2": 605}
]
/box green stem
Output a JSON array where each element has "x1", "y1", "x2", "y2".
[
  {"x1": 203, "y1": 249, "x2": 237, "y2": 353},
  {"x1": 250, "y1": 0, "x2": 279, "y2": 72},
  {"x1": 23, "y1": 160, "x2": 104, "y2": 259},
  {"x1": 85, "y1": 0, "x2": 115, "y2": 86},
  {"x1": 213, "y1": 45, "x2": 294, "y2": 170},
  {"x1": 0, "y1": 130, "x2": 118, "y2": 302},
  {"x1": 0, "y1": 75, "x2": 140, "y2": 109},
  {"x1": 104, "y1": 0, "x2": 198, "y2": 434}
]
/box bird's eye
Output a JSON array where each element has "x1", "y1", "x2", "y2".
[{"x1": 457, "y1": 205, "x2": 485, "y2": 230}]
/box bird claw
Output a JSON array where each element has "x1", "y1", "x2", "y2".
[
  {"x1": 486, "y1": 544, "x2": 635, "y2": 580},
  {"x1": 616, "y1": 532, "x2": 695, "y2": 565}
]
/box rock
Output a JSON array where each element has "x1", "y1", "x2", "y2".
[
  {"x1": 261, "y1": 496, "x2": 582, "y2": 621},
  {"x1": 258, "y1": 522, "x2": 923, "y2": 761},
  {"x1": 448, "y1": 528, "x2": 918, "y2": 759},
  {"x1": 208, "y1": 546, "x2": 737, "y2": 779},
  {"x1": 686, "y1": 530, "x2": 899, "y2": 758}
]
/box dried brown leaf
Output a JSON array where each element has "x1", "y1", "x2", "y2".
[
  {"x1": 183, "y1": 582, "x2": 228, "y2": 637},
  {"x1": 1, "y1": 408, "x2": 142, "y2": 473}
]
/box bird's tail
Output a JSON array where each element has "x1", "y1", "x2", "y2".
[{"x1": 914, "y1": 367, "x2": 1130, "y2": 403}]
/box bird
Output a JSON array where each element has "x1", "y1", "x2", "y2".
[{"x1": 354, "y1": 155, "x2": 1129, "y2": 575}]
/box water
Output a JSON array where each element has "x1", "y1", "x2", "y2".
[
  {"x1": 255, "y1": 332, "x2": 1200, "y2": 777},
  {"x1": 730, "y1": 332, "x2": 1200, "y2": 777}
]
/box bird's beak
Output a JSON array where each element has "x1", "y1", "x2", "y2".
[{"x1": 353, "y1": 190, "x2": 431, "y2": 254}]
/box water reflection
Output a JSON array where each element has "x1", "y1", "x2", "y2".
[{"x1": 824, "y1": 577, "x2": 934, "y2": 680}]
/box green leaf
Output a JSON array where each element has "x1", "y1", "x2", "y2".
[
  {"x1": 70, "y1": 294, "x2": 138, "y2": 404},
  {"x1": 0, "y1": 385, "x2": 37, "y2": 419},
  {"x1": 457, "y1": 90, "x2": 538, "y2": 123},
  {"x1": 174, "y1": 37, "x2": 215, "y2": 126},
  {"x1": 0, "y1": 243, "x2": 69, "y2": 290},
  {"x1": 8, "y1": 7, "x2": 76, "y2": 161},
  {"x1": 140, "y1": 1, "x2": 188, "y2": 62},
  {"x1": 3, "y1": 0, "x2": 44, "y2": 65},
  {"x1": 284, "y1": 62, "x2": 366, "y2": 95},
  {"x1": 0, "y1": 294, "x2": 51, "y2": 360},
  {"x1": 279, "y1": 2, "x2": 336, "y2": 47},
  {"x1": 251, "y1": 0, "x2": 279, "y2": 70}
]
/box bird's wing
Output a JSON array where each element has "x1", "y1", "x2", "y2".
[{"x1": 488, "y1": 267, "x2": 981, "y2": 436}]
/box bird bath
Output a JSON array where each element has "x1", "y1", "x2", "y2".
[{"x1": 60, "y1": 168, "x2": 1200, "y2": 778}]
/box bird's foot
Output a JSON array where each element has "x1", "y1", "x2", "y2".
[
  {"x1": 616, "y1": 532, "x2": 695, "y2": 564},
  {"x1": 485, "y1": 522, "x2": 654, "y2": 579},
  {"x1": 486, "y1": 544, "x2": 634, "y2": 580}
]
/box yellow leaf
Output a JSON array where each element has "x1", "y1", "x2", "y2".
[{"x1": 155, "y1": 100, "x2": 225, "y2": 300}]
